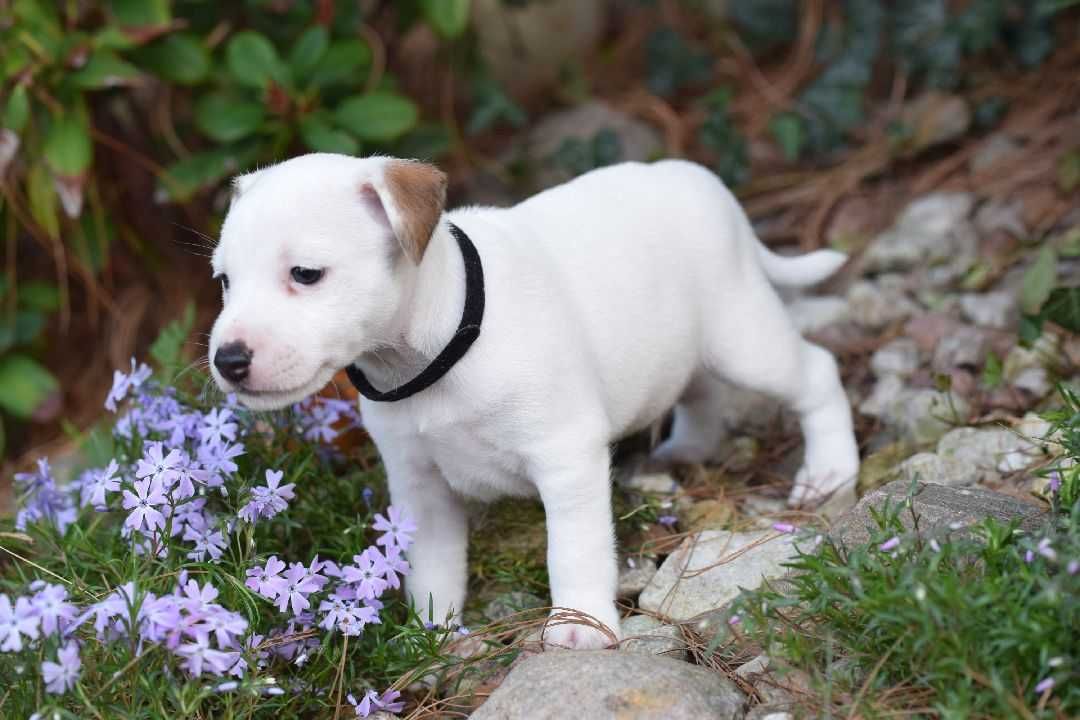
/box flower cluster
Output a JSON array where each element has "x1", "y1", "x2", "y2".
[
  {"x1": 0, "y1": 582, "x2": 80, "y2": 691},
  {"x1": 14, "y1": 459, "x2": 77, "y2": 535},
  {"x1": 293, "y1": 396, "x2": 363, "y2": 444}
]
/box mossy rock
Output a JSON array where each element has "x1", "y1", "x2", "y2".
[{"x1": 857, "y1": 441, "x2": 916, "y2": 496}]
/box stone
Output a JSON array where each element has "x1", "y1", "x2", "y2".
[
  {"x1": 831, "y1": 480, "x2": 1048, "y2": 550},
  {"x1": 857, "y1": 441, "x2": 915, "y2": 495},
  {"x1": 678, "y1": 498, "x2": 736, "y2": 532},
  {"x1": 741, "y1": 495, "x2": 787, "y2": 519},
  {"x1": 900, "y1": 92, "x2": 972, "y2": 154},
  {"x1": 1003, "y1": 343, "x2": 1055, "y2": 399},
  {"x1": 483, "y1": 591, "x2": 546, "y2": 623},
  {"x1": 735, "y1": 653, "x2": 771, "y2": 679},
  {"x1": 639, "y1": 530, "x2": 797, "y2": 623},
  {"x1": 618, "y1": 557, "x2": 659, "y2": 599},
  {"x1": 788, "y1": 296, "x2": 851, "y2": 333},
  {"x1": 959, "y1": 291, "x2": 1018, "y2": 329},
  {"x1": 876, "y1": 388, "x2": 970, "y2": 446},
  {"x1": 624, "y1": 472, "x2": 680, "y2": 495},
  {"x1": 870, "y1": 338, "x2": 921, "y2": 378},
  {"x1": 970, "y1": 133, "x2": 1021, "y2": 172},
  {"x1": 890, "y1": 451, "x2": 978, "y2": 488},
  {"x1": 905, "y1": 313, "x2": 960, "y2": 353},
  {"x1": 847, "y1": 276, "x2": 921, "y2": 329},
  {"x1": 619, "y1": 615, "x2": 689, "y2": 661},
  {"x1": 859, "y1": 374, "x2": 906, "y2": 418},
  {"x1": 521, "y1": 101, "x2": 663, "y2": 191},
  {"x1": 471, "y1": 650, "x2": 745, "y2": 720},
  {"x1": 861, "y1": 193, "x2": 975, "y2": 273},
  {"x1": 937, "y1": 421, "x2": 1052, "y2": 476},
  {"x1": 931, "y1": 325, "x2": 990, "y2": 373},
  {"x1": 974, "y1": 199, "x2": 1026, "y2": 239}
]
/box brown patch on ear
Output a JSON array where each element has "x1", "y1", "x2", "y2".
[{"x1": 384, "y1": 160, "x2": 448, "y2": 264}]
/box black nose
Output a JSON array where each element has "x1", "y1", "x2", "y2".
[{"x1": 214, "y1": 341, "x2": 253, "y2": 384}]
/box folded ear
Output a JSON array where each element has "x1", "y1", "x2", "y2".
[{"x1": 360, "y1": 159, "x2": 448, "y2": 264}]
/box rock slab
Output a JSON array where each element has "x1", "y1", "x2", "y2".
[
  {"x1": 831, "y1": 480, "x2": 1047, "y2": 549},
  {"x1": 471, "y1": 650, "x2": 744, "y2": 720}
]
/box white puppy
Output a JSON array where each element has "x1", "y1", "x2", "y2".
[{"x1": 208, "y1": 154, "x2": 858, "y2": 649}]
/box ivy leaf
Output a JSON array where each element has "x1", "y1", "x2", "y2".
[
  {"x1": 44, "y1": 114, "x2": 92, "y2": 176},
  {"x1": 2, "y1": 86, "x2": 30, "y2": 132},
  {"x1": 1042, "y1": 287, "x2": 1080, "y2": 333},
  {"x1": 308, "y1": 40, "x2": 371, "y2": 89},
  {"x1": 107, "y1": 0, "x2": 170, "y2": 28},
  {"x1": 645, "y1": 27, "x2": 711, "y2": 98},
  {"x1": 0, "y1": 354, "x2": 60, "y2": 419},
  {"x1": 334, "y1": 92, "x2": 419, "y2": 142},
  {"x1": 769, "y1": 112, "x2": 804, "y2": 162},
  {"x1": 299, "y1": 113, "x2": 359, "y2": 155},
  {"x1": 421, "y1": 0, "x2": 471, "y2": 39},
  {"x1": 27, "y1": 164, "x2": 60, "y2": 239},
  {"x1": 1020, "y1": 245, "x2": 1058, "y2": 315},
  {"x1": 159, "y1": 146, "x2": 260, "y2": 202},
  {"x1": 289, "y1": 26, "x2": 329, "y2": 81},
  {"x1": 1057, "y1": 150, "x2": 1080, "y2": 194},
  {"x1": 728, "y1": 0, "x2": 798, "y2": 50},
  {"x1": 150, "y1": 302, "x2": 196, "y2": 380},
  {"x1": 133, "y1": 33, "x2": 211, "y2": 85},
  {"x1": 17, "y1": 282, "x2": 60, "y2": 312},
  {"x1": 227, "y1": 31, "x2": 289, "y2": 90},
  {"x1": 70, "y1": 49, "x2": 141, "y2": 89},
  {"x1": 195, "y1": 94, "x2": 267, "y2": 143}
]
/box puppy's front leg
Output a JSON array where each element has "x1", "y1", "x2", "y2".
[
  {"x1": 532, "y1": 447, "x2": 621, "y2": 649},
  {"x1": 382, "y1": 453, "x2": 467, "y2": 626}
]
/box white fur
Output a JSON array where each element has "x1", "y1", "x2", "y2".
[{"x1": 208, "y1": 154, "x2": 859, "y2": 649}]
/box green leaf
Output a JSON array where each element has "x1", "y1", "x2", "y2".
[
  {"x1": 981, "y1": 351, "x2": 1003, "y2": 389},
  {"x1": 392, "y1": 124, "x2": 450, "y2": 162},
  {"x1": 227, "y1": 31, "x2": 287, "y2": 89},
  {"x1": 107, "y1": 0, "x2": 170, "y2": 28},
  {"x1": 769, "y1": 112, "x2": 804, "y2": 162},
  {"x1": 150, "y1": 302, "x2": 196, "y2": 379},
  {"x1": 27, "y1": 164, "x2": 59, "y2": 238},
  {"x1": 195, "y1": 94, "x2": 266, "y2": 143},
  {"x1": 1058, "y1": 150, "x2": 1080, "y2": 194},
  {"x1": 1018, "y1": 314, "x2": 1043, "y2": 346},
  {"x1": 70, "y1": 49, "x2": 141, "y2": 89},
  {"x1": 1020, "y1": 245, "x2": 1057, "y2": 315},
  {"x1": 289, "y1": 26, "x2": 328, "y2": 81},
  {"x1": 299, "y1": 113, "x2": 359, "y2": 155},
  {"x1": 2, "y1": 86, "x2": 30, "y2": 132},
  {"x1": 0, "y1": 353, "x2": 59, "y2": 419},
  {"x1": 421, "y1": 0, "x2": 471, "y2": 39},
  {"x1": 43, "y1": 114, "x2": 92, "y2": 176},
  {"x1": 308, "y1": 40, "x2": 371, "y2": 88},
  {"x1": 159, "y1": 146, "x2": 260, "y2": 202},
  {"x1": 334, "y1": 92, "x2": 418, "y2": 142},
  {"x1": 17, "y1": 281, "x2": 60, "y2": 312},
  {"x1": 1042, "y1": 287, "x2": 1080, "y2": 333},
  {"x1": 133, "y1": 33, "x2": 211, "y2": 85}
]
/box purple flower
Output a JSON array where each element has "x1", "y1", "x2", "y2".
[
  {"x1": 178, "y1": 580, "x2": 220, "y2": 616},
  {"x1": 657, "y1": 515, "x2": 677, "y2": 528},
  {"x1": 192, "y1": 607, "x2": 248, "y2": 650},
  {"x1": 1068, "y1": 559, "x2": 1079, "y2": 575},
  {"x1": 104, "y1": 358, "x2": 152, "y2": 412},
  {"x1": 772, "y1": 522, "x2": 797, "y2": 534},
  {"x1": 727, "y1": 614, "x2": 741, "y2": 626},
  {"x1": 275, "y1": 563, "x2": 322, "y2": 616},
  {"x1": 878, "y1": 537, "x2": 900, "y2": 552},
  {"x1": 381, "y1": 546, "x2": 410, "y2": 590},
  {"x1": 41, "y1": 641, "x2": 81, "y2": 694},
  {"x1": 348, "y1": 690, "x2": 381, "y2": 718},
  {"x1": 197, "y1": 441, "x2": 244, "y2": 484},
  {"x1": 184, "y1": 525, "x2": 228, "y2": 563},
  {"x1": 246, "y1": 556, "x2": 288, "y2": 598},
  {"x1": 199, "y1": 408, "x2": 238, "y2": 448},
  {"x1": 14, "y1": 459, "x2": 77, "y2": 534},
  {"x1": 135, "y1": 442, "x2": 183, "y2": 487},
  {"x1": 31, "y1": 583, "x2": 78, "y2": 636},
  {"x1": 378, "y1": 688, "x2": 405, "y2": 714},
  {"x1": 176, "y1": 635, "x2": 240, "y2": 677},
  {"x1": 123, "y1": 478, "x2": 167, "y2": 533},
  {"x1": 1036, "y1": 538, "x2": 1057, "y2": 562},
  {"x1": 372, "y1": 506, "x2": 416, "y2": 550},
  {"x1": 342, "y1": 548, "x2": 389, "y2": 601},
  {"x1": 0, "y1": 594, "x2": 41, "y2": 651},
  {"x1": 1035, "y1": 676, "x2": 1055, "y2": 694},
  {"x1": 238, "y1": 469, "x2": 295, "y2": 523},
  {"x1": 1048, "y1": 472, "x2": 1061, "y2": 494},
  {"x1": 338, "y1": 602, "x2": 378, "y2": 637},
  {"x1": 82, "y1": 460, "x2": 122, "y2": 510},
  {"x1": 1025, "y1": 549, "x2": 1035, "y2": 564}
]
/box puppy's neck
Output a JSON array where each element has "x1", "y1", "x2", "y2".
[{"x1": 352, "y1": 220, "x2": 466, "y2": 391}]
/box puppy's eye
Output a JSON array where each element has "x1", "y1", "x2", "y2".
[
  {"x1": 215, "y1": 273, "x2": 229, "y2": 291},
  {"x1": 290, "y1": 267, "x2": 324, "y2": 285}
]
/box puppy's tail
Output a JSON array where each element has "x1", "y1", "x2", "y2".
[{"x1": 754, "y1": 242, "x2": 848, "y2": 288}]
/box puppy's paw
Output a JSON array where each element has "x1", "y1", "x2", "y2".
[
  {"x1": 541, "y1": 608, "x2": 620, "y2": 651},
  {"x1": 788, "y1": 464, "x2": 856, "y2": 509}
]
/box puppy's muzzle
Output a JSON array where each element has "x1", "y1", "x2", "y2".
[{"x1": 214, "y1": 341, "x2": 253, "y2": 384}]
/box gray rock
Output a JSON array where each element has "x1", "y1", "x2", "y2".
[
  {"x1": 862, "y1": 193, "x2": 975, "y2": 273},
  {"x1": 870, "y1": 338, "x2": 921, "y2": 378},
  {"x1": 937, "y1": 421, "x2": 1051, "y2": 476},
  {"x1": 639, "y1": 531, "x2": 797, "y2": 623},
  {"x1": 735, "y1": 653, "x2": 771, "y2": 679},
  {"x1": 624, "y1": 472, "x2": 679, "y2": 495},
  {"x1": 1003, "y1": 343, "x2": 1054, "y2": 399},
  {"x1": 901, "y1": 92, "x2": 971, "y2": 152},
  {"x1": 859, "y1": 375, "x2": 906, "y2": 418},
  {"x1": 959, "y1": 291, "x2": 1018, "y2": 329},
  {"x1": 483, "y1": 591, "x2": 546, "y2": 623},
  {"x1": 970, "y1": 133, "x2": 1022, "y2": 173},
  {"x1": 863, "y1": 384, "x2": 969, "y2": 446},
  {"x1": 788, "y1": 296, "x2": 851, "y2": 333},
  {"x1": 831, "y1": 480, "x2": 1048, "y2": 550},
  {"x1": 890, "y1": 451, "x2": 978, "y2": 488},
  {"x1": 619, "y1": 615, "x2": 689, "y2": 661},
  {"x1": 471, "y1": 650, "x2": 745, "y2": 720},
  {"x1": 847, "y1": 276, "x2": 921, "y2": 329},
  {"x1": 618, "y1": 557, "x2": 659, "y2": 599},
  {"x1": 522, "y1": 101, "x2": 663, "y2": 191},
  {"x1": 974, "y1": 199, "x2": 1026, "y2": 239},
  {"x1": 931, "y1": 325, "x2": 989, "y2": 373}
]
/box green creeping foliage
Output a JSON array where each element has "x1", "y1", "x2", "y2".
[
  {"x1": 548, "y1": 129, "x2": 623, "y2": 178},
  {"x1": 697, "y1": 89, "x2": 748, "y2": 187},
  {"x1": 1042, "y1": 384, "x2": 1080, "y2": 509},
  {"x1": 733, "y1": 499, "x2": 1080, "y2": 717},
  {"x1": 645, "y1": 26, "x2": 712, "y2": 98},
  {"x1": 1017, "y1": 229, "x2": 1080, "y2": 343}
]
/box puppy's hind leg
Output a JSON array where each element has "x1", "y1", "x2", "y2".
[
  {"x1": 649, "y1": 372, "x2": 727, "y2": 467},
  {"x1": 703, "y1": 281, "x2": 859, "y2": 508}
]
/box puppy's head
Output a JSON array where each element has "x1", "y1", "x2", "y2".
[{"x1": 208, "y1": 154, "x2": 447, "y2": 410}]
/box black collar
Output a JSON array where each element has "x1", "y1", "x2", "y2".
[{"x1": 346, "y1": 222, "x2": 485, "y2": 402}]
